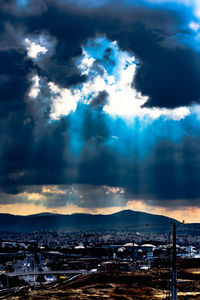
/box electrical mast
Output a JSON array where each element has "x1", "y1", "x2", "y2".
[
  {"x1": 171, "y1": 220, "x2": 184, "y2": 300},
  {"x1": 171, "y1": 222, "x2": 177, "y2": 300}
]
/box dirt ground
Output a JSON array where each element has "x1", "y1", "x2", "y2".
[{"x1": 3, "y1": 269, "x2": 200, "y2": 300}]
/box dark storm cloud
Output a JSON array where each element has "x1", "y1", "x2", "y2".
[
  {"x1": 0, "y1": 183, "x2": 127, "y2": 208},
  {"x1": 25, "y1": 1, "x2": 200, "y2": 107},
  {"x1": 76, "y1": 133, "x2": 200, "y2": 207},
  {"x1": 2, "y1": 0, "x2": 200, "y2": 106},
  {"x1": 42, "y1": 184, "x2": 127, "y2": 209},
  {"x1": 0, "y1": 50, "x2": 32, "y2": 109},
  {"x1": 0, "y1": 115, "x2": 71, "y2": 192},
  {"x1": 1, "y1": 107, "x2": 200, "y2": 208},
  {"x1": 133, "y1": 32, "x2": 200, "y2": 108},
  {"x1": 141, "y1": 137, "x2": 200, "y2": 202},
  {"x1": 90, "y1": 91, "x2": 108, "y2": 107},
  {"x1": 1, "y1": 0, "x2": 200, "y2": 210},
  {"x1": 2, "y1": 130, "x2": 200, "y2": 209}
]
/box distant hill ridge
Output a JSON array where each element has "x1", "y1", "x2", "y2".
[
  {"x1": 0, "y1": 209, "x2": 199, "y2": 233},
  {"x1": 0, "y1": 209, "x2": 180, "y2": 233}
]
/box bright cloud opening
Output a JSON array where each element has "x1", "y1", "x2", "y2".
[
  {"x1": 48, "y1": 82, "x2": 81, "y2": 120},
  {"x1": 25, "y1": 35, "x2": 191, "y2": 121},
  {"x1": 47, "y1": 37, "x2": 190, "y2": 121},
  {"x1": 25, "y1": 38, "x2": 48, "y2": 59},
  {"x1": 29, "y1": 74, "x2": 40, "y2": 98}
]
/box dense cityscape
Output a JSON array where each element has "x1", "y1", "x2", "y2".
[{"x1": 0, "y1": 228, "x2": 200, "y2": 299}]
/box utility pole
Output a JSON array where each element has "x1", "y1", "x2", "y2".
[
  {"x1": 167, "y1": 232, "x2": 171, "y2": 299},
  {"x1": 171, "y1": 222, "x2": 177, "y2": 300},
  {"x1": 171, "y1": 220, "x2": 184, "y2": 300},
  {"x1": 6, "y1": 275, "x2": 9, "y2": 289}
]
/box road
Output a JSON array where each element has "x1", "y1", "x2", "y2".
[{"x1": 5, "y1": 269, "x2": 89, "y2": 277}]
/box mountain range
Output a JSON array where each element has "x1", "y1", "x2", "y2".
[{"x1": 0, "y1": 209, "x2": 196, "y2": 233}]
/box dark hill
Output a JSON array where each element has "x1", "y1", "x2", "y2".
[{"x1": 0, "y1": 210, "x2": 179, "y2": 233}]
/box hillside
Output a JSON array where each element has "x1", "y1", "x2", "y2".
[{"x1": 0, "y1": 210, "x2": 178, "y2": 232}]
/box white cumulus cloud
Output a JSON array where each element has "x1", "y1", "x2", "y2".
[{"x1": 25, "y1": 38, "x2": 48, "y2": 59}]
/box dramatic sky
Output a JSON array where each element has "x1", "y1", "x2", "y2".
[{"x1": 1, "y1": 0, "x2": 200, "y2": 221}]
